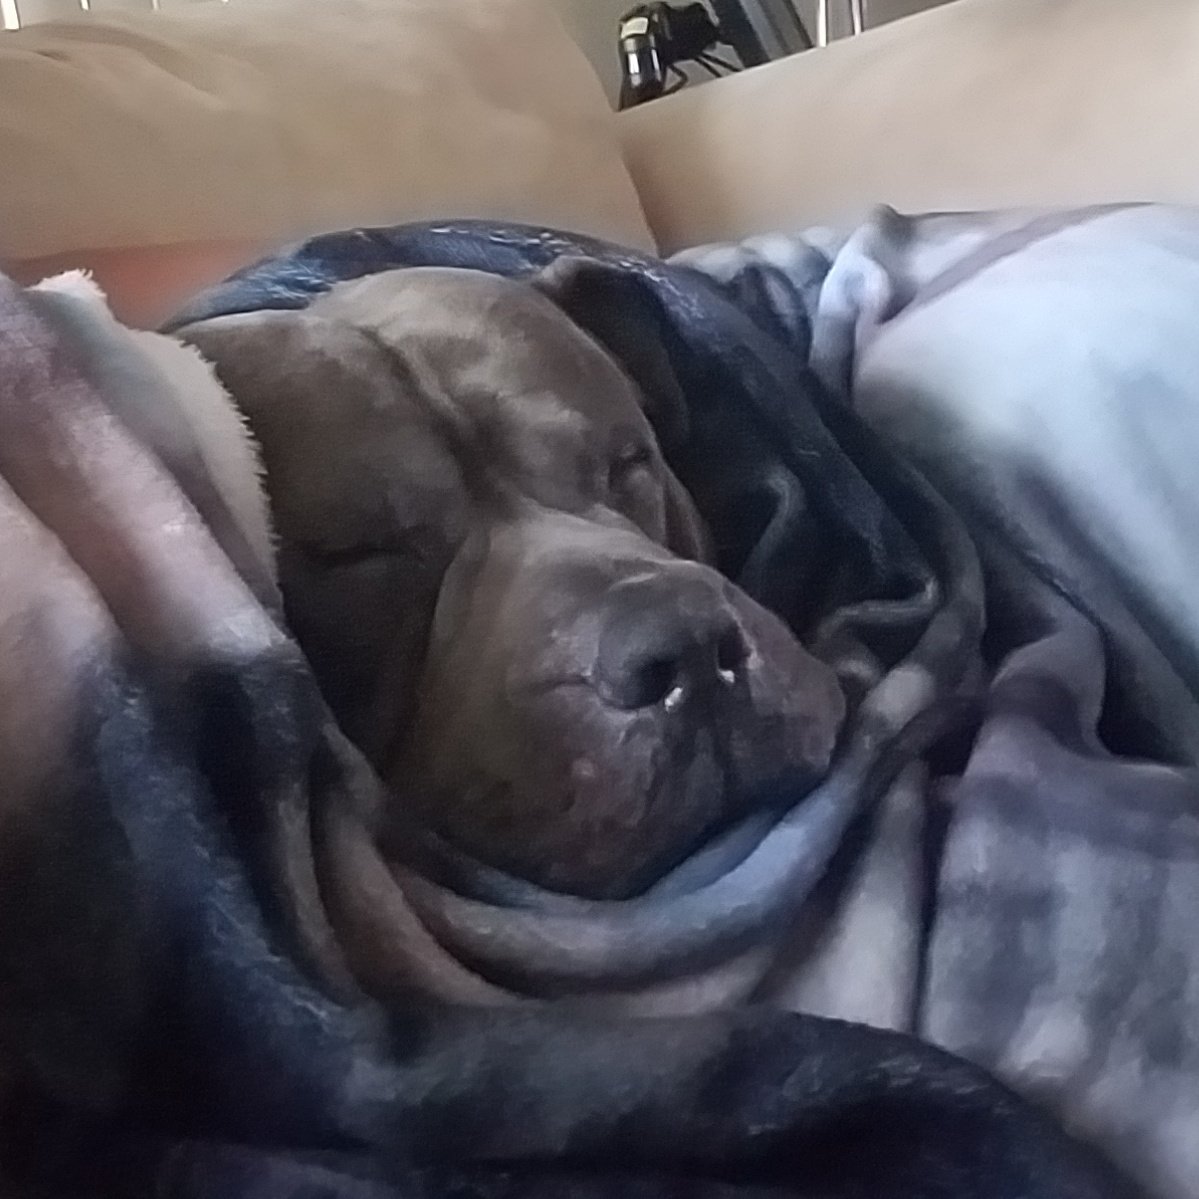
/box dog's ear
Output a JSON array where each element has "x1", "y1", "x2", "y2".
[
  {"x1": 533, "y1": 258, "x2": 712, "y2": 562},
  {"x1": 531, "y1": 257, "x2": 690, "y2": 449}
]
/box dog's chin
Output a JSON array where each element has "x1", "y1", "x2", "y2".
[
  {"x1": 403, "y1": 749, "x2": 828, "y2": 903},
  {"x1": 548, "y1": 779, "x2": 813, "y2": 902}
]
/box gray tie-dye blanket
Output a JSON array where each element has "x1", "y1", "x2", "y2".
[
  {"x1": 164, "y1": 210, "x2": 1199, "y2": 1198},
  {"x1": 2, "y1": 208, "x2": 1195, "y2": 1199},
  {"x1": 676, "y1": 203, "x2": 1199, "y2": 1198}
]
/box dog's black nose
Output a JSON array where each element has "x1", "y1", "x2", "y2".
[{"x1": 593, "y1": 573, "x2": 748, "y2": 711}]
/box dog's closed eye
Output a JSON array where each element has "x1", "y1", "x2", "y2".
[{"x1": 298, "y1": 529, "x2": 440, "y2": 570}]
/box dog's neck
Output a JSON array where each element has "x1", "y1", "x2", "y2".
[{"x1": 29, "y1": 271, "x2": 276, "y2": 585}]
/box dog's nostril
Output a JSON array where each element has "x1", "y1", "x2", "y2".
[
  {"x1": 593, "y1": 577, "x2": 749, "y2": 712},
  {"x1": 629, "y1": 656, "x2": 680, "y2": 709},
  {"x1": 716, "y1": 627, "x2": 747, "y2": 683},
  {"x1": 602, "y1": 625, "x2": 747, "y2": 711}
]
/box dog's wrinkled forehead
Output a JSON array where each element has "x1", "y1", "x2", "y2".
[
  {"x1": 308, "y1": 267, "x2": 653, "y2": 433},
  {"x1": 177, "y1": 264, "x2": 687, "y2": 556}
]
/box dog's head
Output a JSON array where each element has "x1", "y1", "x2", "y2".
[{"x1": 178, "y1": 263, "x2": 845, "y2": 898}]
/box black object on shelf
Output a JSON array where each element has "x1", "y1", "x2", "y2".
[
  {"x1": 618, "y1": 3, "x2": 729, "y2": 109},
  {"x1": 617, "y1": 2, "x2": 814, "y2": 109},
  {"x1": 712, "y1": 0, "x2": 815, "y2": 65}
]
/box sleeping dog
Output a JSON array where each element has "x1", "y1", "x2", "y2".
[{"x1": 170, "y1": 262, "x2": 846, "y2": 899}]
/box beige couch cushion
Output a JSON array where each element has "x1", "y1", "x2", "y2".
[
  {"x1": 621, "y1": 0, "x2": 1199, "y2": 252},
  {"x1": 0, "y1": 0, "x2": 652, "y2": 261}
]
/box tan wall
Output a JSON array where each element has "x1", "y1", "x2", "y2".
[
  {"x1": 2, "y1": 0, "x2": 637, "y2": 75},
  {"x1": 5, "y1": 0, "x2": 956, "y2": 84},
  {"x1": 6, "y1": 0, "x2": 213, "y2": 28}
]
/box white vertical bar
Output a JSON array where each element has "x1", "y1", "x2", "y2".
[
  {"x1": 0, "y1": 0, "x2": 19, "y2": 27},
  {"x1": 849, "y1": 0, "x2": 864, "y2": 34},
  {"x1": 816, "y1": 0, "x2": 828, "y2": 46}
]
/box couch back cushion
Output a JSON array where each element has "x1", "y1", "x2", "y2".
[
  {"x1": 0, "y1": 0, "x2": 652, "y2": 325},
  {"x1": 620, "y1": 0, "x2": 1199, "y2": 252}
]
